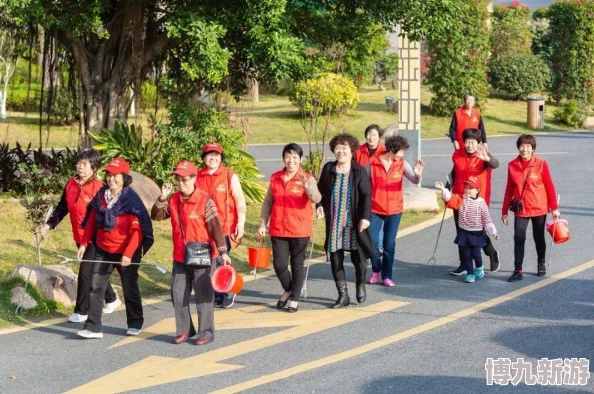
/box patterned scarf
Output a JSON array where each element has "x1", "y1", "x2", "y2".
[{"x1": 82, "y1": 186, "x2": 154, "y2": 255}]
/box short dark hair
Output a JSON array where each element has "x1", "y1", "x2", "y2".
[
  {"x1": 104, "y1": 173, "x2": 133, "y2": 187},
  {"x1": 464, "y1": 93, "x2": 476, "y2": 101},
  {"x1": 384, "y1": 135, "x2": 409, "y2": 154},
  {"x1": 329, "y1": 133, "x2": 359, "y2": 155},
  {"x1": 77, "y1": 149, "x2": 102, "y2": 171},
  {"x1": 516, "y1": 134, "x2": 537, "y2": 150},
  {"x1": 282, "y1": 143, "x2": 303, "y2": 158},
  {"x1": 462, "y1": 128, "x2": 482, "y2": 143},
  {"x1": 364, "y1": 124, "x2": 384, "y2": 138}
]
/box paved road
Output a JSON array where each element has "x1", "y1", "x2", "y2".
[{"x1": 2, "y1": 131, "x2": 593, "y2": 393}]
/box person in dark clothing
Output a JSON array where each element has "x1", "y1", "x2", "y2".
[
  {"x1": 448, "y1": 93, "x2": 488, "y2": 151},
  {"x1": 317, "y1": 133, "x2": 377, "y2": 309}
]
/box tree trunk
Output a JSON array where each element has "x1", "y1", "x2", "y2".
[{"x1": 247, "y1": 77, "x2": 259, "y2": 102}]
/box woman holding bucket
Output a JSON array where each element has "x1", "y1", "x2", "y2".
[
  {"x1": 152, "y1": 160, "x2": 231, "y2": 345},
  {"x1": 258, "y1": 143, "x2": 321, "y2": 313},
  {"x1": 196, "y1": 142, "x2": 247, "y2": 309},
  {"x1": 317, "y1": 133, "x2": 376, "y2": 308},
  {"x1": 502, "y1": 134, "x2": 561, "y2": 282}
]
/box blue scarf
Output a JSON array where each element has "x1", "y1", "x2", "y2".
[{"x1": 82, "y1": 186, "x2": 154, "y2": 255}]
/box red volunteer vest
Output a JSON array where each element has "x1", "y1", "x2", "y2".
[
  {"x1": 506, "y1": 156, "x2": 551, "y2": 218},
  {"x1": 196, "y1": 166, "x2": 237, "y2": 236},
  {"x1": 355, "y1": 143, "x2": 386, "y2": 169},
  {"x1": 169, "y1": 190, "x2": 212, "y2": 263},
  {"x1": 94, "y1": 197, "x2": 142, "y2": 256},
  {"x1": 454, "y1": 107, "x2": 481, "y2": 148},
  {"x1": 452, "y1": 149, "x2": 493, "y2": 206},
  {"x1": 268, "y1": 169, "x2": 314, "y2": 238},
  {"x1": 370, "y1": 156, "x2": 404, "y2": 215},
  {"x1": 65, "y1": 177, "x2": 103, "y2": 244}
]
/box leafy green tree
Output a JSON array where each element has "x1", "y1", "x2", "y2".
[
  {"x1": 426, "y1": 0, "x2": 490, "y2": 116},
  {"x1": 545, "y1": 0, "x2": 594, "y2": 104},
  {"x1": 490, "y1": 3, "x2": 533, "y2": 62}
]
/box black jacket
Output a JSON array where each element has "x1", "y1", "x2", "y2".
[{"x1": 317, "y1": 160, "x2": 377, "y2": 259}]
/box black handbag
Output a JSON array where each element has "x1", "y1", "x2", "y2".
[
  {"x1": 509, "y1": 169, "x2": 529, "y2": 215},
  {"x1": 178, "y1": 202, "x2": 212, "y2": 268}
]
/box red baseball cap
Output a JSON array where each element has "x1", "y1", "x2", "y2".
[
  {"x1": 171, "y1": 160, "x2": 198, "y2": 177},
  {"x1": 104, "y1": 158, "x2": 130, "y2": 175},
  {"x1": 202, "y1": 142, "x2": 223, "y2": 156},
  {"x1": 463, "y1": 176, "x2": 480, "y2": 189}
]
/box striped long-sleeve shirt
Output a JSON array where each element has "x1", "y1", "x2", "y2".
[{"x1": 441, "y1": 189, "x2": 497, "y2": 235}]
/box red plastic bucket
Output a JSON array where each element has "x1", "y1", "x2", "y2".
[
  {"x1": 546, "y1": 219, "x2": 570, "y2": 244},
  {"x1": 212, "y1": 264, "x2": 236, "y2": 293},
  {"x1": 248, "y1": 238, "x2": 271, "y2": 269},
  {"x1": 230, "y1": 273, "x2": 243, "y2": 294}
]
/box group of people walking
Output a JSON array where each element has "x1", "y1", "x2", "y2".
[{"x1": 43, "y1": 93, "x2": 561, "y2": 345}]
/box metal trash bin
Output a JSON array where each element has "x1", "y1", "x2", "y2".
[{"x1": 527, "y1": 96, "x2": 545, "y2": 130}]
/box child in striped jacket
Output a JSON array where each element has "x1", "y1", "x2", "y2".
[{"x1": 436, "y1": 176, "x2": 499, "y2": 283}]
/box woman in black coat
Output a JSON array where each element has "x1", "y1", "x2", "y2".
[{"x1": 316, "y1": 133, "x2": 376, "y2": 308}]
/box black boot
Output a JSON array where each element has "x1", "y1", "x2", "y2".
[
  {"x1": 332, "y1": 281, "x2": 350, "y2": 309},
  {"x1": 356, "y1": 276, "x2": 366, "y2": 303}
]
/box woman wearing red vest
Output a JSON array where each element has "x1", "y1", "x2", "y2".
[
  {"x1": 355, "y1": 124, "x2": 386, "y2": 173},
  {"x1": 449, "y1": 128, "x2": 501, "y2": 277},
  {"x1": 502, "y1": 134, "x2": 561, "y2": 282},
  {"x1": 76, "y1": 158, "x2": 154, "y2": 339},
  {"x1": 258, "y1": 143, "x2": 321, "y2": 313},
  {"x1": 42, "y1": 149, "x2": 119, "y2": 323},
  {"x1": 317, "y1": 133, "x2": 376, "y2": 308},
  {"x1": 368, "y1": 135, "x2": 424, "y2": 287},
  {"x1": 448, "y1": 94, "x2": 488, "y2": 151},
  {"x1": 196, "y1": 142, "x2": 246, "y2": 309},
  {"x1": 152, "y1": 160, "x2": 230, "y2": 345}
]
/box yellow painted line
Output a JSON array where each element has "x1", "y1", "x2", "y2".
[
  {"x1": 210, "y1": 258, "x2": 594, "y2": 394},
  {"x1": 66, "y1": 301, "x2": 408, "y2": 393}
]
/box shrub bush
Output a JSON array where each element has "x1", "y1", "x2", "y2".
[
  {"x1": 546, "y1": 1, "x2": 594, "y2": 104},
  {"x1": 6, "y1": 84, "x2": 40, "y2": 112},
  {"x1": 426, "y1": 0, "x2": 490, "y2": 116},
  {"x1": 290, "y1": 73, "x2": 358, "y2": 117},
  {"x1": 0, "y1": 143, "x2": 76, "y2": 196},
  {"x1": 554, "y1": 100, "x2": 588, "y2": 129},
  {"x1": 489, "y1": 54, "x2": 551, "y2": 100}
]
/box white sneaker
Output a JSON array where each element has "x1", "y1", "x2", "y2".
[
  {"x1": 77, "y1": 330, "x2": 103, "y2": 339},
  {"x1": 68, "y1": 313, "x2": 88, "y2": 323},
  {"x1": 102, "y1": 298, "x2": 122, "y2": 314},
  {"x1": 126, "y1": 328, "x2": 142, "y2": 336}
]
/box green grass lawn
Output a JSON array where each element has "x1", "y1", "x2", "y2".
[
  {"x1": 0, "y1": 195, "x2": 438, "y2": 328},
  {"x1": 2, "y1": 85, "x2": 571, "y2": 150}
]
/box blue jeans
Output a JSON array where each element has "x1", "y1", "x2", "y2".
[{"x1": 370, "y1": 212, "x2": 402, "y2": 280}]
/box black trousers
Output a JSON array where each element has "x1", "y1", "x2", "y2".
[
  {"x1": 513, "y1": 214, "x2": 547, "y2": 270},
  {"x1": 453, "y1": 209, "x2": 495, "y2": 263},
  {"x1": 461, "y1": 246, "x2": 483, "y2": 275},
  {"x1": 84, "y1": 246, "x2": 143, "y2": 333},
  {"x1": 74, "y1": 242, "x2": 117, "y2": 315},
  {"x1": 329, "y1": 248, "x2": 366, "y2": 284},
  {"x1": 271, "y1": 236, "x2": 310, "y2": 302}
]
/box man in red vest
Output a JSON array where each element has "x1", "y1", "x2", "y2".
[{"x1": 448, "y1": 94, "x2": 488, "y2": 151}]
